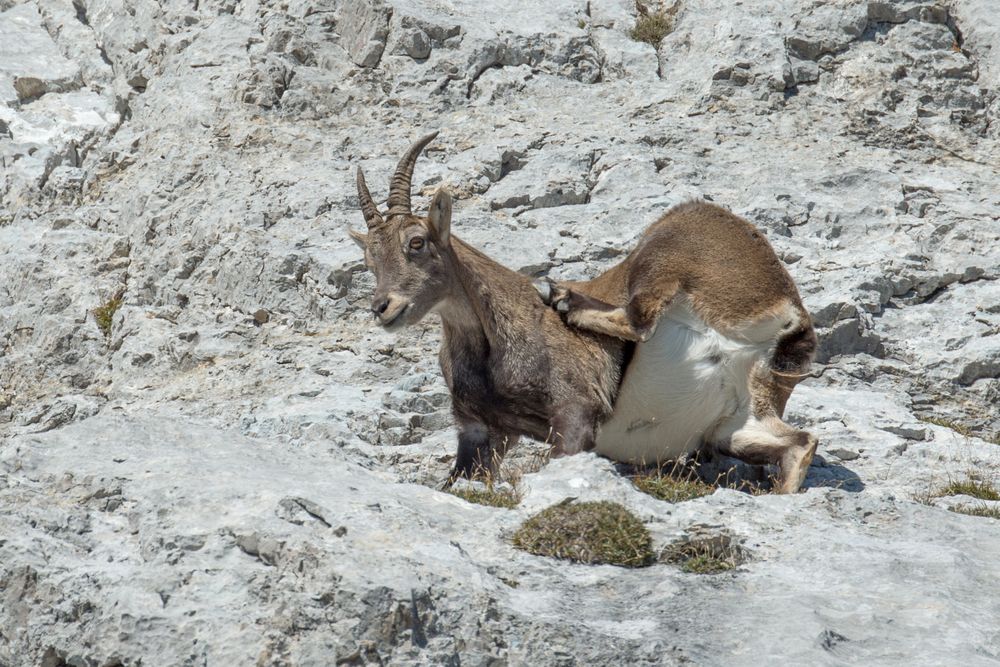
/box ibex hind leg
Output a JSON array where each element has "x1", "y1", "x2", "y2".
[
  {"x1": 548, "y1": 403, "x2": 600, "y2": 456},
  {"x1": 714, "y1": 366, "x2": 817, "y2": 494}
]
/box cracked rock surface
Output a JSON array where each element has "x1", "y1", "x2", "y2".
[{"x1": 1, "y1": 0, "x2": 999, "y2": 664}]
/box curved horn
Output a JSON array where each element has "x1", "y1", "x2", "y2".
[
  {"x1": 356, "y1": 166, "x2": 384, "y2": 229},
  {"x1": 386, "y1": 131, "x2": 439, "y2": 218}
]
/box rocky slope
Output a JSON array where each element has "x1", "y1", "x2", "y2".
[{"x1": 1, "y1": 0, "x2": 999, "y2": 664}]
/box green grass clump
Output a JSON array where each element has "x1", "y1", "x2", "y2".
[
  {"x1": 936, "y1": 479, "x2": 1000, "y2": 502},
  {"x1": 949, "y1": 504, "x2": 1000, "y2": 520},
  {"x1": 512, "y1": 501, "x2": 654, "y2": 568},
  {"x1": 630, "y1": 8, "x2": 674, "y2": 47},
  {"x1": 662, "y1": 535, "x2": 746, "y2": 574},
  {"x1": 916, "y1": 474, "x2": 1000, "y2": 511},
  {"x1": 678, "y1": 553, "x2": 736, "y2": 574},
  {"x1": 93, "y1": 294, "x2": 123, "y2": 338},
  {"x1": 448, "y1": 485, "x2": 520, "y2": 509},
  {"x1": 633, "y1": 468, "x2": 715, "y2": 503}
]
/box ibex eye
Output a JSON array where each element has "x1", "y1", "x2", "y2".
[{"x1": 409, "y1": 237, "x2": 425, "y2": 251}]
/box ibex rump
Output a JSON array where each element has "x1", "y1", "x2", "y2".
[{"x1": 350, "y1": 134, "x2": 817, "y2": 493}]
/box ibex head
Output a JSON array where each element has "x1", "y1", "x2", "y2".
[{"x1": 351, "y1": 132, "x2": 454, "y2": 331}]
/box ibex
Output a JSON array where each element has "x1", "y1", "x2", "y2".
[{"x1": 350, "y1": 133, "x2": 818, "y2": 493}]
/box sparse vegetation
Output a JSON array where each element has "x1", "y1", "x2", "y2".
[
  {"x1": 93, "y1": 293, "x2": 124, "y2": 338},
  {"x1": 679, "y1": 552, "x2": 735, "y2": 574},
  {"x1": 448, "y1": 484, "x2": 521, "y2": 509},
  {"x1": 512, "y1": 500, "x2": 654, "y2": 567},
  {"x1": 920, "y1": 416, "x2": 974, "y2": 438},
  {"x1": 444, "y1": 443, "x2": 549, "y2": 508},
  {"x1": 630, "y1": 2, "x2": 677, "y2": 47},
  {"x1": 918, "y1": 415, "x2": 1000, "y2": 444},
  {"x1": 725, "y1": 477, "x2": 772, "y2": 496},
  {"x1": 915, "y1": 475, "x2": 1000, "y2": 519},
  {"x1": 936, "y1": 478, "x2": 1000, "y2": 502},
  {"x1": 633, "y1": 465, "x2": 715, "y2": 502},
  {"x1": 631, "y1": 458, "x2": 774, "y2": 499},
  {"x1": 662, "y1": 533, "x2": 747, "y2": 574},
  {"x1": 949, "y1": 504, "x2": 1000, "y2": 520}
]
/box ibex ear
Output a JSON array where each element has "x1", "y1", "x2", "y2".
[
  {"x1": 348, "y1": 228, "x2": 367, "y2": 249},
  {"x1": 427, "y1": 188, "x2": 452, "y2": 246}
]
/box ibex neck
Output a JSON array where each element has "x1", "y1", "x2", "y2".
[{"x1": 435, "y1": 236, "x2": 531, "y2": 340}]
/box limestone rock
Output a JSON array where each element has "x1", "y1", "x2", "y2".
[
  {"x1": 2, "y1": 0, "x2": 1000, "y2": 663},
  {"x1": 0, "y1": 3, "x2": 82, "y2": 105}
]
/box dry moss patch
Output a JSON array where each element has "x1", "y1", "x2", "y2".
[
  {"x1": 662, "y1": 533, "x2": 747, "y2": 574},
  {"x1": 512, "y1": 501, "x2": 654, "y2": 568}
]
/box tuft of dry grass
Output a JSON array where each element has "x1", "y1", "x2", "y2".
[
  {"x1": 631, "y1": 457, "x2": 773, "y2": 500},
  {"x1": 935, "y1": 478, "x2": 1000, "y2": 502},
  {"x1": 443, "y1": 441, "x2": 549, "y2": 509},
  {"x1": 678, "y1": 552, "x2": 736, "y2": 574},
  {"x1": 632, "y1": 464, "x2": 715, "y2": 503},
  {"x1": 915, "y1": 474, "x2": 1000, "y2": 520},
  {"x1": 949, "y1": 504, "x2": 1000, "y2": 520},
  {"x1": 512, "y1": 500, "x2": 654, "y2": 568},
  {"x1": 93, "y1": 293, "x2": 124, "y2": 338},
  {"x1": 918, "y1": 415, "x2": 1000, "y2": 444},
  {"x1": 448, "y1": 484, "x2": 521, "y2": 509},
  {"x1": 630, "y1": 2, "x2": 677, "y2": 47},
  {"x1": 919, "y1": 416, "x2": 974, "y2": 438}
]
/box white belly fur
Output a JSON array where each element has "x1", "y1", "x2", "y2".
[{"x1": 594, "y1": 298, "x2": 774, "y2": 464}]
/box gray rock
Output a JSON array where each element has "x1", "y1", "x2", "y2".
[
  {"x1": 338, "y1": 0, "x2": 392, "y2": 68},
  {"x1": 826, "y1": 447, "x2": 861, "y2": 461},
  {"x1": 0, "y1": 3, "x2": 81, "y2": 104},
  {"x1": 2, "y1": 0, "x2": 1000, "y2": 663}
]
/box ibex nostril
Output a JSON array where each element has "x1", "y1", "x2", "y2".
[{"x1": 372, "y1": 298, "x2": 389, "y2": 316}]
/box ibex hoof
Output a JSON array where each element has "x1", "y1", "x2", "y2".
[
  {"x1": 533, "y1": 278, "x2": 554, "y2": 304},
  {"x1": 550, "y1": 285, "x2": 573, "y2": 313},
  {"x1": 534, "y1": 278, "x2": 575, "y2": 316}
]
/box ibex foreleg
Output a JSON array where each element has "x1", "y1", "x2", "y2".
[
  {"x1": 534, "y1": 277, "x2": 679, "y2": 343},
  {"x1": 448, "y1": 420, "x2": 517, "y2": 483}
]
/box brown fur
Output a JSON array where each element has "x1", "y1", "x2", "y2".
[
  {"x1": 540, "y1": 202, "x2": 818, "y2": 493},
  {"x1": 352, "y1": 135, "x2": 625, "y2": 477},
  {"x1": 352, "y1": 136, "x2": 817, "y2": 492},
  {"x1": 553, "y1": 202, "x2": 814, "y2": 353}
]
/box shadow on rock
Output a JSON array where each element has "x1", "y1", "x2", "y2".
[{"x1": 805, "y1": 455, "x2": 865, "y2": 492}]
